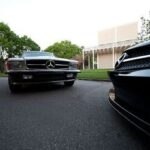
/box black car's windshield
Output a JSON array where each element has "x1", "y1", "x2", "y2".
[{"x1": 22, "y1": 51, "x2": 54, "y2": 57}]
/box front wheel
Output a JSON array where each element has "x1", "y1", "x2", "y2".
[{"x1": 64, "y1": 81, "x2": 75, "y2": 86}]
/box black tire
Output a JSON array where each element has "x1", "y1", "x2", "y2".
[
  {"x1": 8, "y1": 76, "x2": 21, "y2": 93},
  {"x1": 64, "y1": 81, "x2": 75, "y2": 86}
]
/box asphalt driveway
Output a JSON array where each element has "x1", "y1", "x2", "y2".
[{"x1": 0, "y1": 78, "x2": 149, "y2": 150}]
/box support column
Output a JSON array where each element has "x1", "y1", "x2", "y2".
[
  {"x1": 82, "y1": 50, "x2": 85, "y2": 70},
  {"x1": 112, "y1": 47, "x2": 115, "y2": 68},
  {"x1": 88, "y1": 53, "x2": 90, "y2": 69},
  {"x1": 112, "y1": 27, "x2": 117, "y2": 68},
  {"x1": 96, "y1": 52, "x2": 98, "y2": 69},
  {"x1": 97, "y1": 53, "x2": 99, "y2": 69},
  {"x1": 92, "y1": 50, "x2": 94, "y2": 69}
]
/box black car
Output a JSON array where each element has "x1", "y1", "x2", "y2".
[
  {"x1": 5, "y1": 51, "x2": 80, "y2": 92},
  {"x1": 108, "y1": 41, "x2": 150, "y2": 136}
]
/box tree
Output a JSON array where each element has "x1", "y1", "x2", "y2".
[
  {"x1": 0, "y1": 22, "x2": 40, "y2": 59},
  {"x1": 45, "y1": 40, "x2": 82, "y2": 59},
  {"x1": 20, "y1": 35, "x2": 40, "y2": 51},
  {"x1": 0, "y1": 22, "x2": 20, "y2": 58},
  {"x1": 0, "y1": 22, "x2": 40, "y2": 72},
  {"x1": 136, "y1": 16, "x2": 150, "y2": 43}
]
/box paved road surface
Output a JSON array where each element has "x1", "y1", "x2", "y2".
[{"x1": 0, "y1": 78, "x2": 149, "y2": 150}]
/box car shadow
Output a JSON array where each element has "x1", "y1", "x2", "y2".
[
  {"x1": 109, "y1": 107, "x2": 150, "y2": 147},
  {"x1": 10, "y1": 83, "x2": 73, "y2": 94}
]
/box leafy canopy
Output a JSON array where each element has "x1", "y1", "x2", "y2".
[
  {"x1": 45, "y1": 40, "x2": 82, "y2": 59},
  {"x1": 0, "y1": 22, "x2": 40, "y2": 58},
  {"x1": 136, "y1": 16, "x2": 150, "y2": 43}
]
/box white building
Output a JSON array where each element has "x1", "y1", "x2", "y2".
[{"x1": 83, "y1": 22, "x2": 138, "y2": 69}]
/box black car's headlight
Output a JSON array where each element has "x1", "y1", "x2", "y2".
[
  {"x1": 6, "y1": 61, "x2": 26, "y2": 70},
  {"x1": 69, "y1": 62, "x2": 78, "y2": 69}
]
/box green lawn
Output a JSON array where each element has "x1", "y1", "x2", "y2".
[
  {"x1": 77, "y1": 69, "x2": 111, "y2": 80},
  {"x1": 0, "y1": 72, "x2": 7, "y2": 77}
]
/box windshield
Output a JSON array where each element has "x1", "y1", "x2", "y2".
[{"x1": 22, "y1": 51, "x2": 54, "y2": 57}]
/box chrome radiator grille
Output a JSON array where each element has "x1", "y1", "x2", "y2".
[{"x1": 26, "y1": 60, "x2": 69, "y2": 69}]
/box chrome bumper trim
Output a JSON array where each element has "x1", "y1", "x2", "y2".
[
  {"x1": 7, "y1": 69, "x2": 80, "y2": 73},
  {"x1": 12, "y1": 79, "x2": 75, "y2": 85}
]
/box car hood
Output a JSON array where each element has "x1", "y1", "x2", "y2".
[{"x1": 8, "y1": 56, "x2": 78, "y2": 63}]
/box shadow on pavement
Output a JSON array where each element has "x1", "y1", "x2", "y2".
[
  {"x1": 10, "y1": 83, "x2": 73, "y2": 94},
  {"x1": 109, "y1": 107, "x2": 150, "y2": 147}
]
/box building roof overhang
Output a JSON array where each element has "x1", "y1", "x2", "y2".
[{"x1": 83, "y1": 39, "x2": 137, "y2": 54}]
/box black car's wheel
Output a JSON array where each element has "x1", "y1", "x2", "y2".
[
  {"x1": 64, "y1": 81, "x2": 75, "y2": 86},
  {"x1": 8, "y1": 77, "x2": 21, "y2": 93}
]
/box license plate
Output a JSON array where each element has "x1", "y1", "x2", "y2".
[{"x1": 23, "y1": 75, "x2": 33, "y2": 79}]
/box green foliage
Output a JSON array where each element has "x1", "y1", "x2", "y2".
[
  {"x1": 136, "y1": 16, "x2": 150, "y2": 43},
  {"x1": 0, "y1": 22, "x2": 40, "y2": 58},
  {"x1": 45, "y1": 40, "x2": 82, "y2": 59},
  {"x1": 20, "y1": 35, "x2": 40, "y2": 51},
  {"x1": 0, "y1": 72, "x2": 7, "y2": 77},
  {"x1": 0, "y1": 22, "x2": 19, "y2": 57}
]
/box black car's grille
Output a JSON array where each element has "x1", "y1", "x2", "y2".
[
  {"x1": 26, "y1": 60, "x2": 69, "y2": 69},
  {"x1": 116, "y1": 44, "x2": 150, "y2": 71},
  {"x1": 127, "y1": 48, "x2": 150, "y2": 59},
  {"x1": 117, "y1": 58, "x2": 150, "y2": 71}
]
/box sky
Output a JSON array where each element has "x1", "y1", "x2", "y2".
[{"x1": 0, "y1": 0, "x2": 150, "y2": 49}]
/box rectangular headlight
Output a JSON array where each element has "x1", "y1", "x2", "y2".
[
  {"x1": 6, "y1": 61, "x2": 26, "y2": 70},
  {"x1": 69, "y1": 62, "x2": 78, "y2": 69}
]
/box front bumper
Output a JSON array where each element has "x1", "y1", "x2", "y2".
[
  {"x1": 7, "y1": 69, "x2": 80, "y2": 85},
  {"x1": 109, "y1": 89, "x2": 150, "y2": 136},
  {"x1": 108, "y1": 69, "x2": 150, "y2": 136}
]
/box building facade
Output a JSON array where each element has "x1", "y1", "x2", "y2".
[{"x1": 83, "y1": 22, "x2": 138, "y2": 69}]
